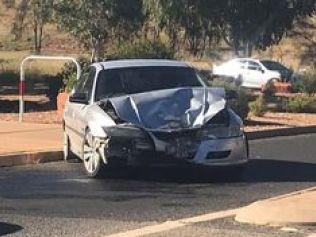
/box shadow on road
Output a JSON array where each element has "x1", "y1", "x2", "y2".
[
  {"x1": 101, "y1": 159, "x2": 316, "y2": 184},
  {"x1": 0, "y1": 222, "x2": 23, "y2": 236},
  {"x1": 0, "y1": 99, "x2": 56, "y2": 113}
]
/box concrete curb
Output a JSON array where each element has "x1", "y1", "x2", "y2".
[
  {"x1": 0, "y1": 150, "x2": 63, "y2": 167},
  {"x1": 246, "y1": 125, "x2": 316, "y2": 140}
]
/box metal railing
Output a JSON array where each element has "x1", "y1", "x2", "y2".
[{"x1": 19, "y1": 55, "x2": 81, "y2": 122}]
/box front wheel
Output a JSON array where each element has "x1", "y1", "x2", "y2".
[{"x1": 82, "y1": 130, "x2": 106, "y2": 178}]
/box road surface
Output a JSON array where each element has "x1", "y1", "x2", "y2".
[{"x1": 1, "y1": 134, "x2": 316, "y2": 237}]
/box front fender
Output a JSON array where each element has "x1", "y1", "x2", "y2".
[
  {"x1": 87, "y1": 121, "x2": 107, "y2": 138},
  {"x1": 84, "y1": 104, "x2": 116, "y2": 138}
]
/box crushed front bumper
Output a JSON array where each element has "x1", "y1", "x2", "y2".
[
  {"x1": 104, "y1": 125, "x2": 248, "y2": 167},
  {"x1": 189, "y1": 136, "x2": 248, "y2": 166},
  {"x1": 151, "y1": 130, "x2": 248, "y2": 166}
]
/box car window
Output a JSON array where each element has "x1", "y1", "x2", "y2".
[
  {"x1": 260, "y1": 60, "x2": 288, "y2": 71},
  {"x1": 247, "y1": 61, "x2": 262, "y2": 71},
  {"x1": 235, "y1": 59, "x2": 247, "y2": 69},
  {"x1": 95, "y1": 66, "x2": 202, "y2": 101},
  {"x1": 75, "y1": 67, "x2": 96, "y2": 99}
]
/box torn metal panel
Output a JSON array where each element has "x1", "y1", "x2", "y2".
[{"x1": 104, "y1": 87, "x2": 226, "y2": 131}]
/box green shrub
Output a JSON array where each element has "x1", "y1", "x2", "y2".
[
  {"x1": 294, "y1": 67, "x2": 316, "y2": 95},
  {"x1": 229, "y1": 90, "x2": 250, "y2": 120},
  {"x1": 285, "y1": 95, "x2": 316, "y2": 113},
  {"x1": 107, "y1": 40, "x2": 175, "y2": 60},
  {"x1": 58, "y1": 57, "x2": 90, "y2": 93},
  {"x1": 249, "y1": 96, "x2": 266, "y2": 117},
  {"x1": 210, "y1": 78, "x2": 250, "y2": 120},
  {"x1": 62, "y1": 73, "x2": 77, "y2": 93},
  {"x1": 46, "y1": 76, "x2": 63, "y2": 102},
  {"x1": 210, "y1": 78, "x2": 238, "y2": 91},
  {"x1": 262, "y1": 80, "x2": 276, "y2": 98},
  {"x1": 0, "y1": 71, "x2": 19, "y2": 81}
]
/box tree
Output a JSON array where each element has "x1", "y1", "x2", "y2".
[
  {"x1": 222, "y1": 0, "x2": 316, "y2": 57},
  {"x1": 10, "y1": 0, "x2": 53, "y2": 53},
  {"x1": 145, "y1": 0, "x2": 224, "y2": 57},
  {"x1": 30, "y1": 0, "x2": 54, "y2": 53},
  {"x1": 55, "y1": 0, "x2": 144, "y2": 61},
  {"x1": 288, "y1": 15, "x2": 316, "y2": 64},
  {"x1": 110, "y1": 0, "x2": 145, "y2": 45},
  {"x1": 11, "y1": 0, "x2": 28, "y2": 41},
  {"x1": 142, "y1": 0, "x2": 164, "y2": 41}
]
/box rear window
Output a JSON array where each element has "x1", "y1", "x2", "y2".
[{"x1": 261, "y1": 60, "x2": 287, "y2": 71}]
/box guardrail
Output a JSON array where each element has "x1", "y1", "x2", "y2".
[{"x1": 19, "y1": 55, "x2": 81, "y2": 122}]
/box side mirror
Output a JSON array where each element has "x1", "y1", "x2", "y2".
[
  {"x1": 69, "y1": 92, "x2": 89, "y2": 104},
  {"x1": 225, "y1": 90, "x2": 238, "y2": 100},
  {"x1": 260, "y1": 68, "x2": 265, "y2": 74}
]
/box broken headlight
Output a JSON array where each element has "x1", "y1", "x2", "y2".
[
  {"x1": 104, "y1": 125, "x2": 147, "y2": 139},
  {"x1": 104, "y1": 125, "x2": 154, "y2": 151},
  {"x1": 100, "y1": 101, "x2": 125, "y2": 124}
]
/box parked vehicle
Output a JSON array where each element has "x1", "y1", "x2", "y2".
[
  {"x1": 63, "y1": 59, "x2": 248, "y2": 177},
  {"x1": 260, "y1": 60, "x2": 297, "y2": 83},
  {"x1": 212, "y1": 58, "x2": 294, "y2": 89}
]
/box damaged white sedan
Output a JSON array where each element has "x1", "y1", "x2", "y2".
[{"x1": 63, "y1": 60, "x2": 249, "y2": 177}]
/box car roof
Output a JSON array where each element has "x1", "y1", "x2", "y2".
[{"x1": 93, "y1": 59, "x2": 189, "y2": 70}]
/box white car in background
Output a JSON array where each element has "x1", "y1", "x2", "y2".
[{"x1": 212, "y1": 58, "x2": 282, "y2": 89}]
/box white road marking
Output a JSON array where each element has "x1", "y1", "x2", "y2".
[
  {"x1": 60, "y1": 178, "x2": 91, "y2": 183},
  {"x1": 104, "y1": 208, "x2": 238, "y2": 237},
  {"x1": 280, "y1": 227, "x2": 298, "y2": 233},
  {"x1": 265, "y1": 186, "x2": 316, "y2": 202}
]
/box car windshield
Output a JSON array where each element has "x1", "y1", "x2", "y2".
[
  {"x1": 95, "y1": 66, "x2": 203, "y2": 100},
  {"x1": 261, "y1": 60, "x2": 288, "y2": 71}
]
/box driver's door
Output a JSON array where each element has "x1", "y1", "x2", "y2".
[
  {"x1": 68, "y1": 67, "x2": 96, "y2": 153},
  {"x1": 245, "y1": 61, "x2": 264, "y2": 88}
]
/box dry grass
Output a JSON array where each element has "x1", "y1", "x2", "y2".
[
  {"x1": 0, "y1": 50, "x2": 69, "y2": 75},
  {"x1": 0, "y1": 4, "x2": 79, "y2": 75}
]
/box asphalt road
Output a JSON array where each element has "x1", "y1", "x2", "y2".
[{"x1": 1, "y1": 134, "x2": 316, "y2": 237}]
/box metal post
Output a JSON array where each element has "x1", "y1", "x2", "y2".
[
  {"x1": 19, "y1": 63, "x2": 25, "y2": 122},
  {"x1": 19, "y1": 55, "x2": 81, "y2": 122}
]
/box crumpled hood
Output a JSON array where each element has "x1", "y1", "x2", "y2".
[{"x1": 105, "y1": 87, "x2": 226, "y2": 131}]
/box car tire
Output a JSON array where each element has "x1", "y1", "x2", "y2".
[
  {"x1": 82, "y1": 129, "x2": 106, "y2": 178},
  {"x1": 268, "y1": 78, "x2": 279, "y2": 86},
  {"x1": 262, "y1": 78, "x2": 278, "y2": 93},
  {"x1": 63, "y1": 131, "x2": 76, "y2": 162}
]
